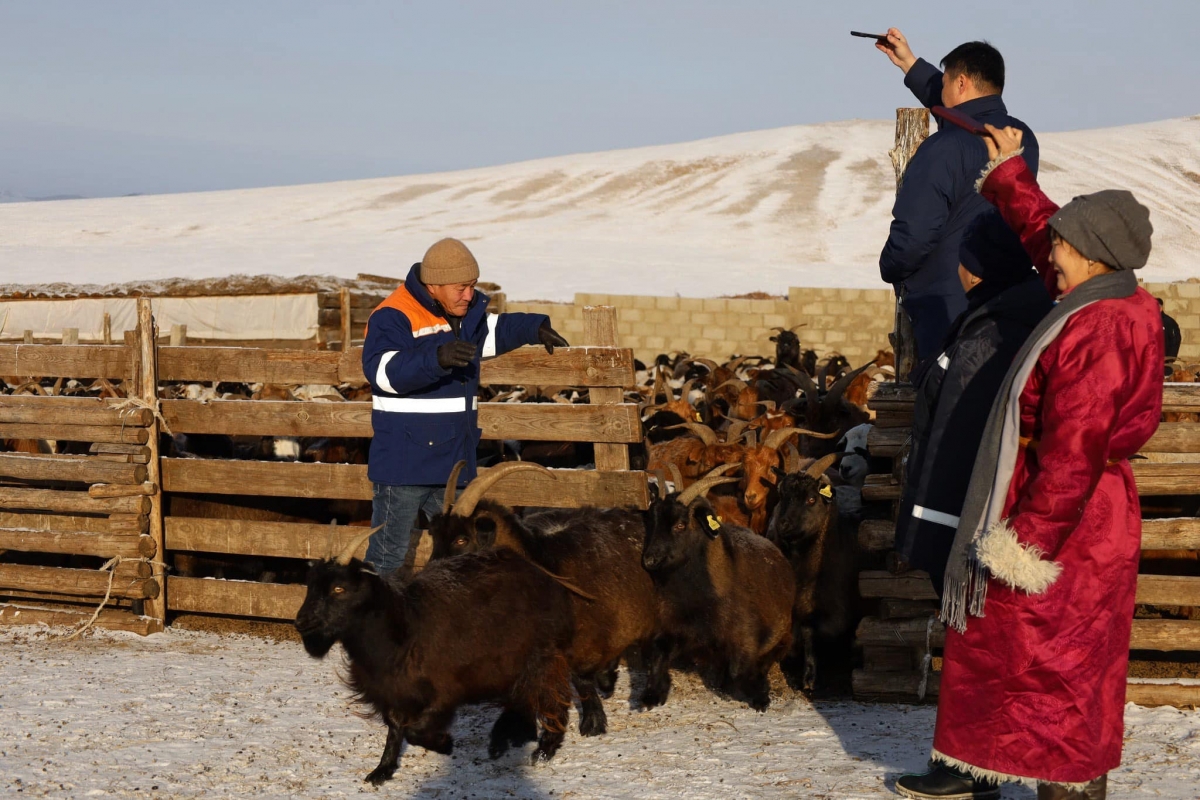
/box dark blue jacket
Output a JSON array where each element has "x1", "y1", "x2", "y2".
[
  {"x1": 879, "y1": 58, "x2": 1039, "y2": 359},
  {"x1": 362, "y1": 264, "x2": 548, "y2": 487}
]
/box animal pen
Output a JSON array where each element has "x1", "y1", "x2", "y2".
[{"x1": 0, "y1": 300, "x2": 644, "y2": 633}]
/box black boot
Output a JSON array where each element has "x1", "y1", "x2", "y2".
[
  {"x1": 1037, "y1": 775, "x2": 1106, "y2": 800},
  {"x1": 895, "y1": 764, "x2": 1000, "y2": 799}
]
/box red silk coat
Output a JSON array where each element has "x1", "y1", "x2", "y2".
[{"x1": 931, "y1": 156, "x2": 1165, "y2": 784}]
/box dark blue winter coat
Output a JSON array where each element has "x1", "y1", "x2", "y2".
[
  {"x1": 879, "y1": 58, "x2": 1039, "y2": 359},
  {"x1": 362, "y1": 264, "x2": 548, "y2": 487}
]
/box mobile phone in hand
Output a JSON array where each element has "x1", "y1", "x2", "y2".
[
  {"x1": 850, "y1": 31, "x2": 889, "y2": 42},
  {"x1": 932, "y1": 105, "x2": 988, "y2": 136}
]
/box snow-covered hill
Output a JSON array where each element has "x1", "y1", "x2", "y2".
[{"x1": 2, "y1": 116, "x2": 1198, "y2": 300}]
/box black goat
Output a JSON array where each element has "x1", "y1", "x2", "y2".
[
  {"x1": 641, "y1": 465, "x2": 795, "y2": 711},
  {"x1": 294, "y1": 528, "x2": 575, "y2": 785},
  {"x1": 766, "y1": 453, "x2": 858, "y2": 694},
  {"x1": 428, "y1": 461, "x2": 658, "y2": 737}
]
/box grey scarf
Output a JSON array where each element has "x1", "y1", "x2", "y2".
[{"x1": 941, "y1": 270, "x2": 1139, "y2": 632}]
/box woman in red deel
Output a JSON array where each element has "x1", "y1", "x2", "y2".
[{"x1": 896, "y1": 125, "x2": 1164, "y2": 800}]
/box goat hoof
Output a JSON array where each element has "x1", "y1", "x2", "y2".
[
  {"x1": 748, "y1": 695, "x2": 770, "y2": 712},
  {"x1": 578, "y1": 711, "x2": 607, "y2": 737},
  {"x1": 532, "y1": 735, "x2": 563, "y2": 764},
  {"x1": 639, "y1": 688, "x2": 667, "y2": 709},
  {"x1": 487, "y1": 740, "x2": 509, "y2": 760},
  {"x1": 364, "y1": 767, "x2": 395, "y2": 786}
]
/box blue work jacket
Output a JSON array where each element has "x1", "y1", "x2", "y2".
[
  {"x1": 879, "y1": 58, "x2": 1040, "y2": 359},
  {"x1": 362, "y1": 264, "x2": 548, "y2": 486}
]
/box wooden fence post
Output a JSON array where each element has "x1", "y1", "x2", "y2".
[
  {"x1": 170, "y1": 324, "x2": 187, "y2": 347},
  {"x1": 339, "y1": 288, "x2": 352, "y2": 352},
  {"x1": 583, "y1": 306, "x2": 630, "y2": 471},
  {"x1": 888, "y1": 108, "x2": 929, "y2": 382},
  {"x1": 63, "y1": 328, "x2": 78, "y2": 346},
  {"x1": 136, "y1": 298, "x2": 166, "y2": 623}
]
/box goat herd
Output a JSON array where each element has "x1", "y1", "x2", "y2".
[{"x1": 295, "y1": 328, "x2": 893, "y2": 785}]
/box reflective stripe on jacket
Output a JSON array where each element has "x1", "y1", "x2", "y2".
[{"x1": 361, "y1": 263, "x2": 548, "y2": 486}]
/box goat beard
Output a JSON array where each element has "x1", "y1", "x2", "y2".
[{"x1": 299, "y1": 630, "x2": 338, "y2": 658}]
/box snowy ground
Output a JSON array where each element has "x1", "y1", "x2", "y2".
[{"x1": 2, "y1": 627, "x2": 1198, "y2": 799}]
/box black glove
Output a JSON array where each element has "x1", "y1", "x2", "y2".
[
  {"x1": 437, "y1": 340, "x2": 477, "y2": 369},
  {"x1": 538, "y1": 323, "x2": 569, "y2": 354}
]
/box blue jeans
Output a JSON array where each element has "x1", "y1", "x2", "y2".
[{"x1": 366, "y1": 484, "x2": 444, "y2": 574}]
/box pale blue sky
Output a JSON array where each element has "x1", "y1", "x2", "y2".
[{"x1": 1, "y1": 1, "x2": 1196, "y2": 199}]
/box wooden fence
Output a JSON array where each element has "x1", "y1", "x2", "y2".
[
  {"x1": 0, "y1": 301, "x2": 645, "y2": 631},
  {"x1": 854, "y1": 381, "x2": 1200, "y2": 709}
]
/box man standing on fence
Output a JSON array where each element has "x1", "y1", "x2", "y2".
[
  {"x1": 875, "y1": 28, "x2": 1039, "y2": 360},
  {"x1": 361, "y1": 238, "x2": 569, "y2": 574}
]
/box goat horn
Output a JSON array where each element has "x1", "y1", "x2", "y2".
[
  {"x1": 693, "y1": 358, "x2": 720, "y2": 373},
  {"x1": 805, "y1": 453, "x2": 840, "y2": 479},
  {"x1": 651, "y1": 469, "x2": 671, "y2": 496},
  {"x1": 678, "y1": 378, "x2": 698, "y2": 405},
  {"x1": 667, "y1": 463, "x2": 685, "y2": 492},
  {"x1": 762, "y1": 426, "x2": 840, "y2": 450},
  {"x1": 665, "y1": 422, "x2": 718, "y2": 446},
  {"x1": 823, "y1": 361, "x2": 875, "y2": 413},
  {"x1": 725, "y1": 419, "x2": 749, "y2": 443},
  {"x1": 452, "y1": 462, "x2": 555, "y2": 517},
  {"x1": 334, "y1": 524, "x2": 384, "y2": 565},
  {"x1": 652, "y1": 366, "x2": 668, "y2": 403},
  {"x1": 442, "y1": 460, "x2": 467, "y2": 515},
  {"x1": 784, "y1": 442, "x2": 802, "y2": 474},
  {"x1": 727, "y1": 355, "x2": 750, "y2": 374},
  {"x1": 789, "y1": 323, "x2": 808, "y2": 332},
  {"x1": 770, "y1": 326, "x2": 786, "y2": 334},
  {"x1": 676, "y1": 463, "x2": 740, "y2": 505},
  {"x1": 715, "y1": 378, "x2": 748, "y2": 393}
]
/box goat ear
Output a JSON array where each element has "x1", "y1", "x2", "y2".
[
  {"x1": 693, "y1": 504, "x2": 724, "y2": 539},
  {"x1": 818, "y1": 481, "x2": 834, "y2": 502},
  {"x1": 474, "y1": 516, "x2": 497, "y2": 548},
  {"x1": 771, "y1": 465, "x2": 787, "y2": 480}
]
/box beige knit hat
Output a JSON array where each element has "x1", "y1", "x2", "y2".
[{"x1": 419, "y1": 238, "x2": 480, "y2": 285}]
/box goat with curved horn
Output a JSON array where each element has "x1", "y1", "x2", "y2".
[
  {"x1": 715, "y1": 378, "x2": 748, "y2": 393},
  {"x1": 822, "y1": 361, "x2": 876, "y2": 414},
  {"x1": 667, "y1": 463, "x2": 685, "y2": 493},
  {"x1": 442, "y1": 460, "x2": 468, "y2": 515},
  {"x1": 335, "y1": 525, "x2": 385, "y2": 565},
  {"x1": 804, "y1": 453, "x2": 840, "y2": 479},
  {"x1": 725, "y1": 419, "x2": 750, "y2": 443},
  {"x1": 783, "y1": 442, "x2": 803, "y2": 474},
  {"x1": 665, "y1": 422, "x2": 718, "y2": 447},
  {"x1": 452, "y1": 462, "x2": 556, "y2": 518},
  {"x1": 762, "y1": 426, "x2": 840, "y2": 451},
  {"x1": 676, "y1": 464, "x2": 740, "y2": 505}
]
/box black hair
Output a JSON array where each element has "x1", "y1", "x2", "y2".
[{"x1": 941, "y1": 41, "x2": 1005, "y2": 94}]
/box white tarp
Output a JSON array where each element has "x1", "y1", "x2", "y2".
[{"x1": 0, "y1": 294, "x2": 319, "y2": 341}]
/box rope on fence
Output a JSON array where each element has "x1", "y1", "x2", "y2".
[
  {"x1": 59, "y1": 555, "x2": 170, "y2": 642},
  {"x1": 108, "y1": 396, "x2": 173, "y2": 436}
]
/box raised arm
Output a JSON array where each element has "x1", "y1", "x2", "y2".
[
  {"x1": 875, "y1": 28, "x2": 941, "y2": 109},
  {"x1": 977, "y1": 125, "x2": 1061, "y2": 298}
]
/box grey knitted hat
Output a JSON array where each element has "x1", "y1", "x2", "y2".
[
  {"x1": 420, "y1": 238, "x2": 480, "y2": 285},
  {"x1": 1048, "y1": 190, "x2": 1153, "y2": 270}
]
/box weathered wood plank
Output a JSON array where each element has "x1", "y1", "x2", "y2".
[
  {"x1": 584, "y1": 306, "x2": 633, "y2": 470},
  {"x1": 858, "y1": 519, "x2": 896, "y2": 552},
  {"x1": 1129, "y1": 619, "x2": 1200, "y2": 651},
  {"x1": 161, "y1": 458, "x2": 650, "y2": 509},
  {"x1": 0, "y1": 603, "x2": 162, "y2": 635},
  {"x1": 1162, "y1": 383, "x2": 1200, "y2": 413},
  {"x1": 1133, "y1": 462, "x2": 1200, "y2": 495},
  {"x1": 160, "y1": 398, "x2": 642, "y2": 443},
  {"x1": 165, "y1": 518, "x2": 370, "y2": 560},
  {"x1": 88, "y1": 482, "x2": 156, "y2": 498},
  {"x1": 879, "y1": 599, "x2": 940, "y2": 620},
  {"x1": 158, "y1": 345, "x2": 635, "y2": 389},
  {"x1": 0, "y1": 453, "x2": 146, "y2": 485},
  {"x1": 867, "y1": 426, "x2": 909, "y2": 458},
  {"x1": 863, "y1": 646, "x2": 915, "y2": 673},
  {"x1": 859, "y1": 570, "x2": 939, "y2": 600},
  {"x1": 0, "y1": 487, "x2": 150, "y2": 515},
  {"x1": 481, "y1": 346, "x2": 636, "y2": 389},
  {"x1": 1141, "y1": 423, "x2": 1200, "y2": 453},
  {"x1": 0, "y1": 511, "x2": 146, "y2": 534},
  {"x1": 1125, "y1": 682, "x2": 1200, "y2": 709},
  {"x1": 855, "y1": 518, "x2": 1200, "y2": 552},
  {"x1": 0, "y1": 345, "x2": 132, "y2": 379},
  {"x1": 862, "y1": 475, "x2": 901, "y2": 502},
  {"x1": 0, "y1": 563, "x2": 158, "y2": 599},
  {"x1": 0, "y1": 396, "x2": 151, "y2": 426},
  {"x1": 0, "y1": 527, "x2": 152, "y2": 558},
  {"x1": 0, "y1": 422, "x2": 148, "y2": 445},
  {"x1": 856, "y1": 615, "x2": 945, "y2": 647},
  {"x1": 1142, "y1": 518, "x2": 1200, "y2": 550},
  {"x1": 1137, "y1": 574, "x2": 1200, "y2": 606},
  {"x1": 852, "y1": 669, "x2": 940, "y2": 700},
  {"x1": 167, "y1": 576, "x2": 305, "y2": 619}
]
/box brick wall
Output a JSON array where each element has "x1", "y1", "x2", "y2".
[
  {"x1": 509, "y1": 287, "x2": 896, "y2": 365},
  {"x1": 511, "y1": 280, "x2": 1200, "y2": 366}
]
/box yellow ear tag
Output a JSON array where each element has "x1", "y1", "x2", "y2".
[
  {"x1": 706, "y1": 514, "x2": 721, "y2": 531},
  {"x1": 695, "y1": 412, "x2": 703, "y2": 421},
  {"x1": 819, "y1": 484, "x2": 833, "y2": 499}
]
